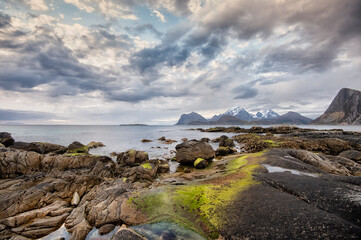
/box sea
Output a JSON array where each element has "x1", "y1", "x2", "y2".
[{"x1": 1, "y1": 124, "x2": 361, "y2": 161}]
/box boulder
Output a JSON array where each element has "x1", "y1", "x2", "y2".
[
  {"x1": 321, "y1": 138, "x2": 351, "y2": 155},
  {"x1": 339, "y1": 150, "x2": 361, "y2": 162},
  {"x1": 98, "y1": 224, "x2": 115, "y2": 235},
  {"x1": 112, "y1": 227, "x2": 146, "y2": 240},
  {"x1": 123, "y1": 161, "x2": 159, "y2": 182},
  {"x1": 11, "y1": 141, "x2": 66, "y2": 154},
  {"x1": 0, "y1": 132, "x2": 14, "y2": 147},
  {"x1": 116, "y1": 150, "x2": 149, "y2": 167},
  {"x1": 175, "y1": 140, "x2": 214, "y2": 165},
  {"x1": 141, "y1": 139, "x2": 152, "y2": 143},
  {"x1": 219, "y1": 135, "x2": 235, "y2": 147},
  {"x1": 86, "y1": 141, "x2": 105, "y2": 149},
  {"x1": 67, "y1": 141, "x2": 89, "y2": 154},
  {"x1": 194, "y1": 158, "x2": 208, "y2": 169},
  {"x1": 215, "y1": 146, "x2": 236, "y2": 156}
]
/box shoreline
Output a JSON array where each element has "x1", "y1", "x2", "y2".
[{"x1": 0, "y1": 126, "x2": 360, "y2": 239}]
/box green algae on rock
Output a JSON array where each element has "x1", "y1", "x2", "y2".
[{"x1": 128, "y1": 152, "x2": 265, "y2": 239}]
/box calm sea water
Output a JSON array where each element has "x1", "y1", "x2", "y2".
[{"x1": 1, "y1": 125, "x2": 360, "y2": 160}]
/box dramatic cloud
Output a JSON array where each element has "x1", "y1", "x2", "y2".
[{"x1": 1, "y1": 0, "x2": 361, "y2": 124}]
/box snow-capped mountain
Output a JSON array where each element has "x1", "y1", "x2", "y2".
[
  {"x1": 253, "y1": 109, "x2": 280, "y2": 119},
  {"x1": 211, "y1": 106, "x2": 255, "y2": 121}
]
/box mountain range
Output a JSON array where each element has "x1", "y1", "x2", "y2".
[
  {"x1": 175, "y1": 107, "x2": 312, "y2": 125},
  {"x1": 176, "y1": 88, "x2": 361, "y2": 126}
]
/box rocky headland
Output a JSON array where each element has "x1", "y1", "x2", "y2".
[{"x1": 0, "y1": 126, "x2": 361, "y2": 239}]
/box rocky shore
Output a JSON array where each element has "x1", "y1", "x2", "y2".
[{"x1": 0, "y1": 126, "x2": 361, "y2": 239}]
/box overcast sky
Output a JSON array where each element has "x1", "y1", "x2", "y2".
[{"x1": 0, "y1": 0, "x2": 360, "y2": 125}]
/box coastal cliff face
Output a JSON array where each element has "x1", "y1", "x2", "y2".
[{"x1": 313, "y1": 88, "x2": 361, "y2": 125}]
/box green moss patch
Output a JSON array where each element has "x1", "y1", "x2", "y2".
[{"x1": 129, "y1": 152, "x2": 265, "y2": 239}]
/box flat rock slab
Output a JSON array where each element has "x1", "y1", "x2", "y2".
[{"x1": 220, "y1": 183, "x2": 361, "y2": 239}]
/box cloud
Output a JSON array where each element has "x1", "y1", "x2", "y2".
[
  {"x1": 152, "y1": 10, "x2": 166, "y2": 22},
  {"x1": 125, "y1": 24, "x2": 163, "y2": 38},
  {"x1": 0, "y1": 12, "x2": 11, "y2": 28},
  {"x1": 233, "y1": 84, "x2": 259, "y2": 99}
]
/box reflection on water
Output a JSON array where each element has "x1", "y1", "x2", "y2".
[
  {"x1": 131, "y1": 222, "x2": 207, "y2": 240},
  {"x1": 40, "y1": 224, "x2": 71, "y2": 240}
]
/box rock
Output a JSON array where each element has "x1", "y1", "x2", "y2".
[
  {"x1": 194, "y1": 158, "x2": 208, "y2": 169},
  {"x1": 158, "y1": 136, "x2": 166, "y2": 141},
  {"x1": 201, "y1": 138, "x2": 210, "y2": 142},
  {"x1": 98, "y1": 223, "x2": 115, "y2": 235},
  {"x1": 141, "y1": 139, "x2": 153, "y2": 143},
  {"x1": 11, "y1": 141, "x2": 66, "y2": 154},
  {"x1": 116, "y1": 150, "x2": 149, "y2": 167},
  {"x1": 0, "y1": 132, "x2": 14, "y2": 147},
  {"x1": 175, "y1": 140, "x2": 214, "y2": 165},
  {"x1": 339, "y1": 150, "x2": 361, "y2": 162},
  {"x1": 112, "y1": 227, "x2": 146, "y2": 240},
  {"x1": 86, "y1": 141, "x2": 105, "y2": 149},
  {"x1": 287, "y1": 149, "x2": 352, "y2": 175},
  {"x1": 181, "y1": 138, "x2": 188, "y2": 142},
  {"x1": 71, "y1": 192, "x2": 80, "y2": 206},
  {"x1": 67, "y1": 141, "x2": 89, "y2": 154},
  {"x1": 68, "y1": 219, "x2": 92, "y2": 240},
  {"x1": 321, "y1": 138, "x2": 351, "y2": 155},
  {"x1": 123, "y1": 161, "x2": 159, "y2": 182},
  {"x1": 219, "y1": 135, "x2": 235, "y2": 147},
  {"x1": 215, "y1": 146, "x2": 236, "y2": 156},
  {"x1": 158, "y1": 160, "x2": 170, "y2": 173},
  {"x1": 119, "y1": 201, "x2": 147, "y2": 226}
]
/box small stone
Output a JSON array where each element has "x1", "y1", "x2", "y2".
[
  {"x1": 98, "y1": 224, "x2": 115, "y2": 235},
  {"x1": 71, "y1": 192, "x2": 80, "y2": 206}
]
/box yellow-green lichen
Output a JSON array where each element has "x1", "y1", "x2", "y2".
[
  {"x1": 194, "y1": 158, "x2": 205, "y2": 168},
  {"x1": 141, "y1": 163, "x2": 152, "y2": 169},
  {"x1": 130, "y1": 151, "x2": 266, "y2": 239},
  {"x1": 263, "y1": 140, "x2": 281, "y2": 147}
]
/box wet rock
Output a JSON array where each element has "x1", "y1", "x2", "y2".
[
  {"x1": 141, "y1": 139, "x2": 153, "y2": 143},
  {"x1": 219, "y1": 135, "x2": 235, "y2": 147},
  {"x1": 215, "y1": 146, "x2": 236, "y2": 156},
  {"x1": 158, "y1": 136, "x2": 166, "y2": 141},
  {"x1": 112, "y1": 227, "x2": 146, "y2": 240},
  {"x1": 68, "y1": 219, "x2": 92, "y2": 240},
  {"x1": 175, "y1": 140, "x2": 214, "y2": 165},
  {"x1": 86, "y1": 141, "x2": 105, "y2": 149},
  {"x1": 116, "y1": 150, "x2": 149, "y2": 167},
  {"x1": 67, "y1": 141, "x2": 89, "y2": 154},
  {"x1": 98, "y1": 223, "x2": 115, "y2": 235},
  {"x1": 181, "y1": 138, "x2": 188, "y2": 142},
  {"x1": 194, "y1": 158, "x2": 208, "y2": 169},
  {"x1": 0, "y1": 132, "x2": 14, "y2": 147},
  {"x1": 339, "y1": 150, "x2": 361, "y2": 162}
]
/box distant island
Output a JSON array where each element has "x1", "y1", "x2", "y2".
[
  {"x1": 119, "y1": 124, "x2": 148, "y2": 126},
  {"x1": 176, "y1": 88, "x2": 361, "y2": 125}
]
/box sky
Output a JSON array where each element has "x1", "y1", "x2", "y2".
[{"x1": 0, "y1": 0, "x2": 361, "y2": 125}]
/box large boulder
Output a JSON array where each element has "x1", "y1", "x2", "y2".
[
  {"x1": 123, "y1": 161, "x2": 159, "y2": 182},
  {"x1": 86, "y1": 141, "x2": 105, "y2": 149},
  {"x1": 175, "y1": 140, "x2": 214, "y2": 165},
  {"x1": 116, "y1": 150, "x2": 149, "y2": 167},
  {"x1": 219, "y1": 135, "x2": 235, "y2": 147},
  {"x1": 339, "y1": 150, "x2": 361, "y2": 162},
  {"x1": 0, "y1": 132, "x2": 14, "y2": 147},
  {"x1": 67, "y1": 141, "x2": 89, "y2": 154}
]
